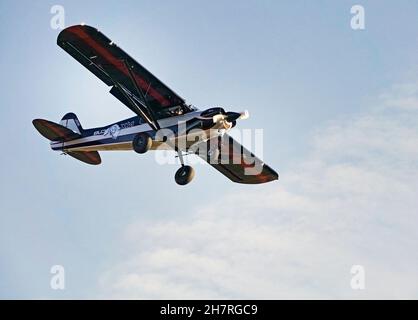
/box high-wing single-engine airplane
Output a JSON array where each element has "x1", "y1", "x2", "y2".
[{"x1": 33, "y1": 25, "x2": 278, "y2": 185}]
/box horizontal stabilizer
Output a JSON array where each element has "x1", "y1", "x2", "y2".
[
  {"x1": 68, "y1": 151, "x2": 101, "y2": 165},
  {"x1": 32, "y1": 119, "x2": 81, "y2": 142}
]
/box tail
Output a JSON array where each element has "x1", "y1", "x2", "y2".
[
  {"x1": 32, "y1": 112, "x2": 101, "y2": 165},
  {"x1": 59, "y1": 112, "x2": 84, "y2": 135}
]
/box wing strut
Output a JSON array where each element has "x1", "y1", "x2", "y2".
[
  {"x1": 112, "y1": 81, "x2": 159, "y2": 131},
  {"x1": 62, "y1": 40, "x2": 160, "y2": 131},
  {"x1": 123, "y1": 60, "x2": 160, "y2": 130}
]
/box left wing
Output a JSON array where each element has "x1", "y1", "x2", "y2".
[
  {"x1": 195, "y1": 134, "x2": 279, "y2": 184},
  {"x1": 57, "y1": 25, "x2": 191, "y2": 123}
]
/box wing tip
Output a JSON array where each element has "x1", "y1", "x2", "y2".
[
  {"x1": 262, "y1": 164, "x2": 279, "y2": 183},
  {"x1": 57, "y1": 24, "x2": 98, "y2": 44}
]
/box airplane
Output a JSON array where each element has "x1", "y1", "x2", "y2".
[{"x1": 33, "y1": 25, "x2": 278, "y2": 185}]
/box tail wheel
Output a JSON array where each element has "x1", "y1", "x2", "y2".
[
  {"x1": 133, "y1": 132, "x2": 152, "y2": 154},
  {"x1": 175, "y1": 165, "x2": 195, "y2": 185}
]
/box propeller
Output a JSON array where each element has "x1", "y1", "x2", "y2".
[{"x1": 225, "y1": 110, "x2": 249, "y2": 121}]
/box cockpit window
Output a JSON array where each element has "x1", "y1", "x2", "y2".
[{"x1": 155, "y1": 103, "x2": 196, "y2": 119}]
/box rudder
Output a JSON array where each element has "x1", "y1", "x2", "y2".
[{"x1": 60, "y1": 112, "x2": 83, "y2": 135}]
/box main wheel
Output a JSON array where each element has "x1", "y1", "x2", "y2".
[
  {"x1": 175, "y1": 165, "x2": 195, "y2": 185},
  {"x1": 133, "y1": 132, "x2": 152, "y2": 154}
]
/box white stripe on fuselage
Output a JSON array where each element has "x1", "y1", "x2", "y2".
[{"x1": 50, "y1": 111, "x2": 204, "y2": 151}]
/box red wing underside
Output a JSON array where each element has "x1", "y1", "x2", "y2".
[
  {"x1": 57, "y1": 25, "x2": 186, "y2": 120},
  {"x1": 196, "y1": 134, "x2": 279, "y2": 184}
]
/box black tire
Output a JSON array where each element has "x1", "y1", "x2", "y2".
[
  {"x1": 175, "y1": 165, "x2": 195, "y2": 185},
  {"x1": 133, "y1": 132, "x2": 152, "y2": 154}
]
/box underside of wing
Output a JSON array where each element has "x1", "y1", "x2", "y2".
[
  {"x1": 57, "y1": 25, "x2": 193, "y2": 120},
  {"x1": 195, "y1": 134, "x2": 279, "y2": 184}
]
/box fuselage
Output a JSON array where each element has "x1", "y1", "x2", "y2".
[{"x1": 50, "y1": 109, "x2": 232, "y2": 153}]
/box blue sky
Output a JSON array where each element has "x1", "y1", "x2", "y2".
[{"x1": 1, "y1": 0, "x2": 418, "y2": 298}]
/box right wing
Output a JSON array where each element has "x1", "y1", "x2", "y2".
[
  {"x1": 195, "y1": 134, "x2": 279, "y2": 184},
  {"x1": 57, "y1": 25, "x2": 192, "y2": 124}
]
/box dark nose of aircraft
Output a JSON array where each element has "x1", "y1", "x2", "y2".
[{"x1": 225, "y1": 111, "x2": 242, "y2": 122}]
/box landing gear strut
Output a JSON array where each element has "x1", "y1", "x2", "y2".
[{"x1": 175, "y1": 150, "x2": 195, "y2": 185}]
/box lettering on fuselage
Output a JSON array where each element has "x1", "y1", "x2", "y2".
[{"x1": 93, "y1": 120, "x2": 135, "y2": 138}]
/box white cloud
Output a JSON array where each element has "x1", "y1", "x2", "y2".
[
  {"x1": 380, "y1": 82, "x2": 418, "y2": 110},
  {"x1": 98, "y1": 84, "x2": 418, "y2": 299}
]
